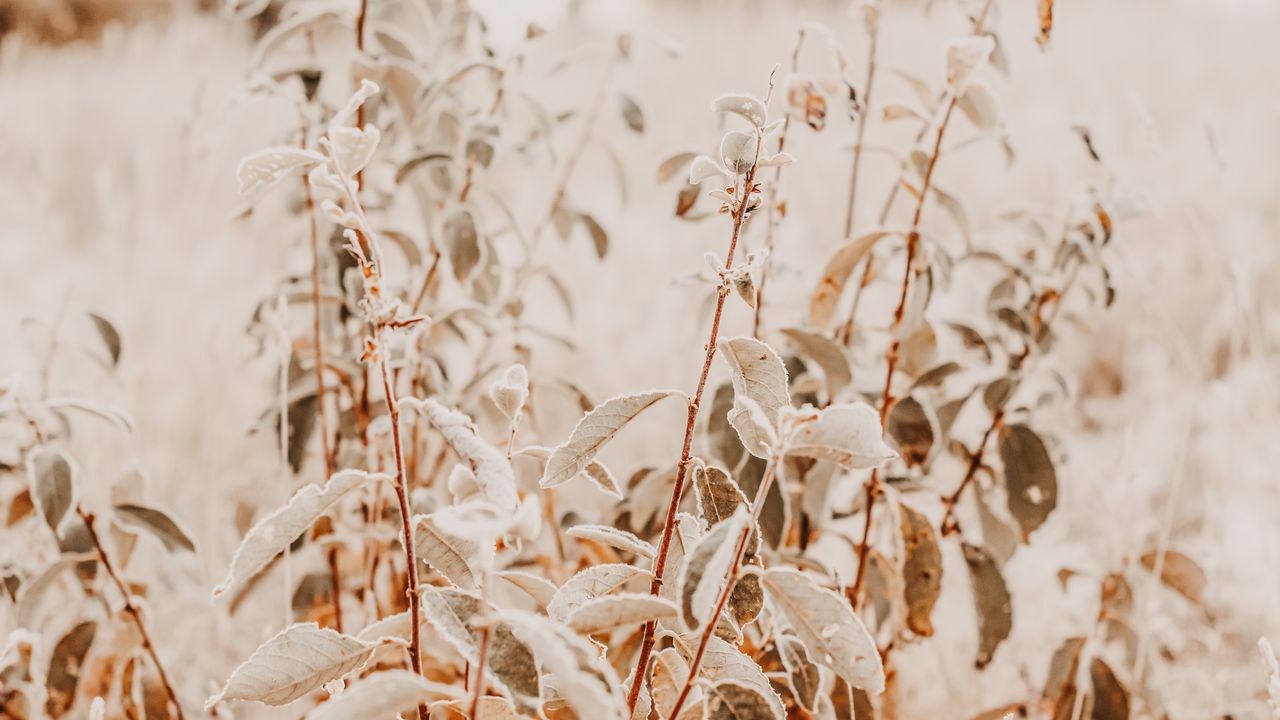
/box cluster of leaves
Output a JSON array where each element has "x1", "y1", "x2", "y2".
[{"x1": 0, "y1": 0, "x2": 1223, "y2": 719}]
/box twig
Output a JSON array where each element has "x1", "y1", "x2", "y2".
[
  {"x1": 842, "y1": 18, "x2": 879, "y2": 241},
  {"x1": 468, "y1": 573, "x2": 493, "y2": 720},
  {"x1": 848, "y1": 0, "x2": 992, "y2": 607},
  {"x1": 77, "y1": 507, "x2": 186, "y2": 720},
  {"x1": 624, "y1": 121, "x2": 768, "y2": 716},
  {"x1": 665, "y1": 455, "x2": 779, "y2": 720},
  {"x1": 379, "y1": 348, "x2": 430, "y2": 720}
]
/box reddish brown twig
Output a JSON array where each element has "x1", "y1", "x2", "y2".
[
  {"x1": 77, "y1": 507, "x2": 186, "y2": 720},
  {"x1": 625, "y1": 128, "x2": 767, "y2": 716}
]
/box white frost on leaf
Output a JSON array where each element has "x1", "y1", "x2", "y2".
[
  {"x1": 406, "y1": 398, "x2": 518, "y2": 514},
  {"x1": 761, "y1": 568, "x2": 884, "y2": 694},
  {"x1": 712, "y1": 93, "x2": 768, "y2": 127},
  {"x1": 566, "y1": 524, "x2": 656, "y2": 559},
  {"x1": 236, "y1": 147, "x2": 326, "y2": 194},
  {"x1": 565, "y1": 593, "x2": 678, "y2": 635},
  {"x1": 783, "y1": 403, "x2": 895, "y2": 470},
  {"x1": 309, "y1": 670, "x2": 437, "y2": 720},
  {"x1": 548, "y1": 564, "x2": 648, "y2": 622},
  {"x1": 212, "y1": 470, "x2": 381, "y2": 598},
  {"x1": 205, "y1": 623, "x2": 377, "y2": 709},
  {"x1": 719, "y1": 336, "x2": 791, "y2": 458},
  {"x1": 541, "y1": 390, "x2": 676, "y2": 488}
]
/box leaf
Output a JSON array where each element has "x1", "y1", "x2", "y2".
[
  {"x1": 490, "y1": 570, "x2": 559, "y2": 612},
  {"x1": 680, "y1": 508, "x2": 751, "y2": 629},
  {"x1": 414, "y1": 513, "x2": 488, "y2": 590},
  {"x1": 488, "y1": 364, "x2": 529, "y2": 422},
  {"x1": 205, "y1": 623, "x2": 376, "y2": 709},
  {"x1": 962, "y1": 543, "x2": 1012, "y2": 669},
  {"x1": 421, "y1": 587, "x2": 483, "y2": 658},
  {"x1": 1042, "y1": 636, "x2": 1086, "y2": 716},
  {"x1": 676, "y1": 634, "x2": 784, "y2": 720},
  {"x1": 719, "y1": 337, "x2": 790, "y2": 458},
  {"x1": 779, "y1": 328, "x2": 853, "y2": 398},
  {"x1": 651, "y1": 648, "x2": 703, "y2": 720},
  {"x1": 566, "y1": 593, "x2": 678, "y2": 634},
  {"x1": 786, "y1": 403, "x2": 894, "y2": 470},
  {"x1": 310, "y1": 670, "x2": 436, "y2": 720},
  {"x1": 419, "y1": 589, "x2": 540, "y2": 703},
  {"x1": 237, "y1": 146, "x2": 325, "y2": 194},
  {"x1": 945, "y1": 36, "x2": 994, "y2": 88},
  {"x1": 87, "y1": 312, "x2": 121, "y2": 366},
  {"x1": 886, "y1": 397, "x2": 936, "y2": 468},
  {"x1": 212, "y1": 469, "x2": 378, "y2": 598},
  {"x1": 1139, "y1": 550, "x2": 1207, "y2": 606},
  {"x1": 899, "y1": 501, "x2": 942, "y2": 637},
  {"x1": 578, "y1": 213, "x2": 609, "y2": 259},
  {"x1": 958, "y1": 81, "x2": 999, "y2": 132},
  {"x1": 998, "y1": 424, "x2": 1057, "y2": 540},
  {"x1": 1089, "y1": 658, "x2": 1130, "y2": 720},
  {"x1": 46, "y1": 621, "x2": 96, "y2": 717},
  {"x1": 713, "y1": 93, "x2": 768, "y2": 127},
  {"x1": 809, "y1": 231, "x2": 895, "y2": 329},
  {"x1": 444, "y1": 208, "x2": 482, "y2": 283},
  {"x1": 657, "y1": 152, "x2": 698, "y2": 183},
  {"x1": 708, "y1": 681, "x2": 776, "y2": 720},
  {"x1": 27, "y1": 447, "x2": 76, "y2": 534},
  {"x1": 114, "y1": 504, "x2": 196, "y2": 553},
  {"x1": 566, "y1": 524, "x2": 656, "y2": 559},
  {"x1": 693, "y1": 464, "x2": 748, "y2": 527},
  {"x1": 500, "y1": 609, "x2": 625, "y2": 720},
  {"x1": 675, "y1": 183, "x2": 700, "y2": 217},
  {"x1": 620, "y1": 94, "x2": 645, "y2": 133},
  {"x1": 431, "y1": 697, "x2": 521, "y2": 720},
  {"x1": 548, "y1": 564, "x2": 647, "y2": 622},
  {"x1": 541, "y1": 391, "x2": 676, "y2": 488},
  {"x1": 762, "y1": 568, "x2": 884, "y2": 693},
  {"x1": 410, "y1": 399, "x2": 518, "y2": 514},
  {"x1": 777, "y1": 635, "x2": 820, "y2": 712},
  {"x1": 719, "y1": 131, "x2": 758, "y2": 174}
]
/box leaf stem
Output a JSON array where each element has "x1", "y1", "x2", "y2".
[{"x1": 77, "y1": 507, "x2": 186, "y2": 720}]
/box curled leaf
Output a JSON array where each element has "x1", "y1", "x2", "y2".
[
  {"x1": 785, "y1": 403, "x2": 894, "y2": 470},
  {"x1": 719, "y1": 337, "x2": 790, "y2": 458}
]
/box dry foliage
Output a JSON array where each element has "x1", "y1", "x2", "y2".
[{"x1": 1, "y1": 0, "x2": 1274, "y2": 719}]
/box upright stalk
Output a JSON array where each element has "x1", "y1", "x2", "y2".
[
  {"x1": 78, "y1": 507, "x2": 185, "y2": 720},
  {"x1": 379, "y1": 347, "x2": 429, "y2": 720},
  {"x1": 848, "y1": 0, "x2": 991, "y2": 605},
  {"x1": 842, "y1": 22, "x2": 879, "y2": 241},
  {"x1": 625, "y1": 131, "x2": 766, "y2": 715}
]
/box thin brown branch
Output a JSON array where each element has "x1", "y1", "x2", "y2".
[
  {"x1": 625, "y1": 137, "x2": 766, "y2": 715},
  {"x1": 77, "y1": 507, "x2": 185, "y2": 720},
  {"x1": 665, "y1": 455, "x2": 779, "y2": 720},
  {"x1": 379, "y1": 346, "x2": 429, "y2": 720},
  {"x1": 842, "y1": 26, "x2": 879, "y2": 241}
]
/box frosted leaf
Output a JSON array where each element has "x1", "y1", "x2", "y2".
[
  {"x1": 707, "y1": 681, "x2": 776, "y2": 720},
  {"x1": 541, "y1": 391, "x2": 676, "y2": 488},
  {"x1": 407, "y1": 399, "x2": 518, "y2": 514},
  {"x1": 692, "y1": 508, "x2": 750, "y2": 628},
  {"x1": 548, "y1": 564, "x2": 647, "y2": 622},
  {"x1": 757, "y1": 152, "x2": 794, "y2": 168},
  {"x1": 517, "y1": 447, "x2": 623, "y2": 499},
  {"x1": 310, "y1": 670, "x2": 436, "y2": 720},
  {"x1": 329, "y1": 79, "x2": 380, "y2": 134},
  {"x1": 490, "y1": 570, "x2": 559, "y2": 612},
  {"x1": 565, "y1": 593, "x2": 678, "y2": 634},
  {"x1": 430, "y1": 697, "x2": 521, "y2": 720},
  {"x1": 674, "y1": 634, "x2": 784, "y2": 720},
  {"x1": 719, "y1": 337, "x2": 790, "y2": 458},
  {"x1": 327, "y1": 124, "x2": 381, "y2": 178},
  {"x1": 489, "y1": 364, "x2": 529, "y2": 421},
  {"x1": 945, "y1": 36, "x2": 994, "y2": 88},
  {"x1": 785, "y1": 403, "x2": 894, "y2": 470},
  {"x1": 236, "y1": 147, "x2": 325, "y2": 194},
  {"x1": 778, "y1": 328, "x2": 853, "y2": 398},
  {"x1": 499, "y1": 609, "x2": 625, "y2": 720},
  {"x1": 719, "y1": 131, "x2": 759, "y2": 174},
  {"x1": 213, "y1": 470, "x2": 380, "y2": 598},
  {"x1": 205, "y1": 623, "x2": 377, "y2": 709},
  {"x1": 566, "y1": 524, "x2": 656, "y2": 559},
  {"x1": 413, "y1": 513, "x2": 491, "y2": 590},
  {"x1": 447, "y1": 464, "x2": 479, "y2": 503},
  {"x1": 712, "y1": 93, "x2": 768, "y2": 127},
  {"x1": 27, "y1": 447, "x2": 76, "y2": 534},
  {"x1": 762, "y1": 568, "x2": 884, "y2": 693},
  {"x1": 651, "y1": 648, "x2": 704, "y2": 720},
  {"x1": 690, "y1": 155, "x2": 729, "y2": 184},
  {"x1": 421, "y1": 587, "x2": 482, "y2": 659}
]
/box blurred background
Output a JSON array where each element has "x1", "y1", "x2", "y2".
[{"x1": 1, "y1": 0, "x2": 1278, "y2": 717}]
